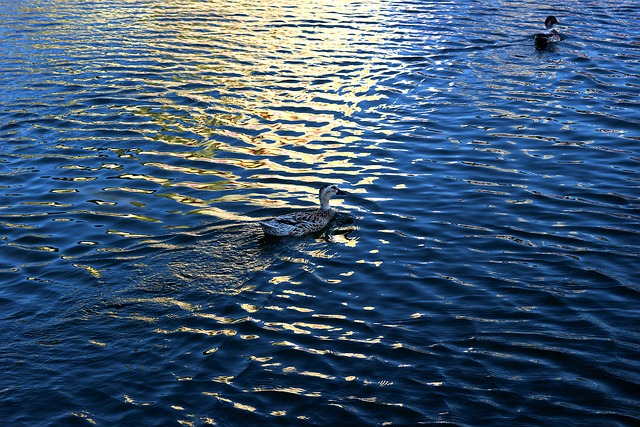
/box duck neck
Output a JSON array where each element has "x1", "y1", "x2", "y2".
[{"x1": 319, "y1": 197, "x2": 331, "y2": 211}]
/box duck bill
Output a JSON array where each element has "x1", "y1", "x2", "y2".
[{"x1": 336, "y1": 189, "x2": 349, "y2": 196}]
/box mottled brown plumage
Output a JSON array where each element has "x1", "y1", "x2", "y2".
[{"x1": 260, "y1": 184, "x2": 347, "y2": 237}]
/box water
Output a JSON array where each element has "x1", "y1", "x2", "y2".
[{"x1": 1, "y1": 0, "x2": 639, "y2": 425}]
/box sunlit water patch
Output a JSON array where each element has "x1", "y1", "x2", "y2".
[{"x1": 1, "y1": 0, "x2": 639, "y2": 426}]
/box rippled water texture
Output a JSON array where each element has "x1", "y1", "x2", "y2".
[{"x1": 1, "y1": 0, "x2": 639, "y2": 426}]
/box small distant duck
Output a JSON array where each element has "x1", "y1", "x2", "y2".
[
  {"x1": 260, "y1": 184, "x2": 348, "y2": 237},
  {"x1": 534, "y1": 16, "x2": 561, "y2": 50}
]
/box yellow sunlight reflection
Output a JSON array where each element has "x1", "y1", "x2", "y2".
[{"x1": 121, "y1": 0, "x2": 389, "y2": 214}]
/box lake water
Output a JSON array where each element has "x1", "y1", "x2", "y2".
[{"x1": 1, "y1": 0, "x2": 639, "y2": 426}]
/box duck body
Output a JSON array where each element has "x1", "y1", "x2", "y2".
[
  {"x1": 260, "y1": 184, "x2": 347, "y2": 237},
  {"x1": 260, "y1": 209, "x2": 336, "y2": 237},
  {"x1": 535, "y1": 16, "x2": 561, "y2": 50}
]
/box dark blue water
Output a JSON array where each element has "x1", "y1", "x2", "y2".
[{"x1": 2, "y1": 1, "x2": 639, "y2": 426}]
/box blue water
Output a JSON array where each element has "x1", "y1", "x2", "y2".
[{"x1": 1, "y1": 1, "x2": 639, "y2": 426}]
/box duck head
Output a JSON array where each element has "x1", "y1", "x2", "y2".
[
  {"x1": 544, "y1": 16, "x2": 559, "y2": 29},
  {"x1": 319, "y1": 184, "x2": 347, "y2": 209}
]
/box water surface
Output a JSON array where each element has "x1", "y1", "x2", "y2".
[{"x1": 1, "y1": 0, "x2": 639, "y2": 426}]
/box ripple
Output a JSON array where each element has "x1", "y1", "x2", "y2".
[{"x1": 2, "y1": 0, "x2": 640, "y2": 426}]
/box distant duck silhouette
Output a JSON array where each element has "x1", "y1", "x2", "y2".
[
  {"x1": 534, "y1": 16, "x2": 561, "y2": 50},
  {"x1": 259, "y1": 184, "x2": 348, "y2": 237}
]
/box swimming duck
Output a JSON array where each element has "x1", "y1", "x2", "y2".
[
  {"x1": 260, "y1": 184, "x2": 347, "y2": 237},
  {"x1": 534, "y1": 16, "x2": 561, "y2": 50}
]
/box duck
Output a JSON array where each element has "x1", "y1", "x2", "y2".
[
  {"x1": 534, "y1": 16, "x2": 561, "y2": 50},
  {"x1": 260, "y1": 184, "x2": 348, "y2": 237}
]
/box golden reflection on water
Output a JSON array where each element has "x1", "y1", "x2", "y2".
[
  {"x1": 22, "y1": 0, "x2": 394, "y2": 226},
  {"x1": 115, "y1": 0, "x2": 390, "y2": 213}
]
